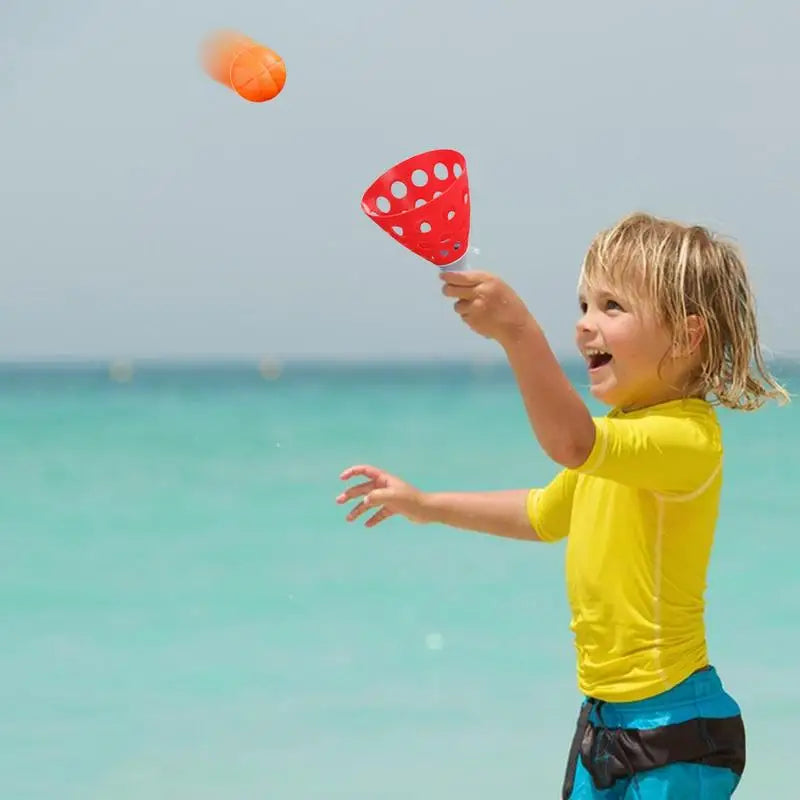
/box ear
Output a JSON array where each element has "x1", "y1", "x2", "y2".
[
  {"x1": 673, "y1": 315, "x2": 706, "y2": 357},
  {"x1": 685, "y1": 315, "x2": 706, "y2": 354}
]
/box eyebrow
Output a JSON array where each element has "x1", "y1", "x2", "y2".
[{"x1": 578, "y1": 288, "x2": 618, "y2": 304}]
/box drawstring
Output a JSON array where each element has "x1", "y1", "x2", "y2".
[
  {"x1": 594, "y1": 701, "x2": 637, "y2": 783},
  {"x1": 589, "y1": 700, "x2": 605, "y2": 764}
]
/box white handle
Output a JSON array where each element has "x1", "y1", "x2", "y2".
[{"x1": 439, "y1": 245, "x2": 479, "y2": 272}]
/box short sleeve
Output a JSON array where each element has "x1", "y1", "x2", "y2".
[
  {"x1": 575, "y1": 407, "x2": 722, "y2": 494},
  {"x1": 527, "y1": 468, "x2": 579, "y2": 542}
]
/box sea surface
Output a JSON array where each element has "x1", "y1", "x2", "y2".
[{"x1": 2, "y1": 359, "x2": 798, "y2": 799}]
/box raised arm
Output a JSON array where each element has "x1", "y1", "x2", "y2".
[
  {"x1": 439, "y1": 270, "x2": 596, "y2": 468},
  {"x1": 502, "y1": 317, "x2": 596, "y2": 468}
]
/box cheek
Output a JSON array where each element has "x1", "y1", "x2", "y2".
[
  {"x1": 604, "y1": 319, "x2": 638, "y2": 354},
  {"x1": 636, "y1": 335, "x2": 673, "y2": 374}
]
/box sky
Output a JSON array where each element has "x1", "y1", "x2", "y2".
[{"x1": 1, "y1": 0, "x2": 798, "y2": 361}]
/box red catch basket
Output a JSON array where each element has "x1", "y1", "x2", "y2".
[{"x1": 360, "y1": 149, "x2": 471, "y2": 268}]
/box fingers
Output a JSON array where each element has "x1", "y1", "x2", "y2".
[
  {"x1": 339, "y1": 464, "x2": 384, "y2": 482},
  {"x1": 344, "y1": 499, "x2": 370, "y2": 522},
  {"x1": 338, "y1": 468, "x2": 399, "y2": 527},
  {"x1": 365, "y1": 506, "x2": 394, "y2": 528},
  {"x1": 346, "y1": 501, "x2": 394, "y2": 526},
  {"x1": 441, "y1": 283, "x2": 475, "y2": 300},
  {"x1": 438, "y1": 269, "x2": 488, "y2": 286},
  {"x1": 442, "y1": 279, "x2": 476, "y2": 319},
  {"x1": 335, "y1": 479, "x2": 374, "y2": 505},
  {"x1": 343, "y1": 489, "x2": 394, "y2": 525}
]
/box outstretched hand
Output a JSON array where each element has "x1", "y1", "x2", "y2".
[
  {"x1": 336, "y1": 464, "x2": 430, "y2": 528},
  {"x1": 439, "y1": 269, "x2": 533, "y2": 343}
]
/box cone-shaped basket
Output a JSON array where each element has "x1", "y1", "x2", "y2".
[{"x1": 361, "y1": 149, "x2": 471, "y2": 268}]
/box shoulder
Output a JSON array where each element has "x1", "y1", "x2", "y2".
[
  {"x1": 610, "y1": 398, "x2": 722, "y2": 453},
  {"x1": 576, "y1": 399, "x2": 722, "y2": 493}
]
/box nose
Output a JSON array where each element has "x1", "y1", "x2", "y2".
[{"x1": 575, "y1": 308, "x2": 595, "y2": 337}]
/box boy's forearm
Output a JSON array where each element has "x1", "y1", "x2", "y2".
[
  {"x1": 501, "y1": 318, "x2": 596, "y2": 468},
  {"x1": 423, "y1": 489, "x2": 538, "y2": 541}
]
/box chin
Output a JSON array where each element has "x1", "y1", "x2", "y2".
[{"x1": 588, "y1": 381, "x2": 620, "y2": 407}]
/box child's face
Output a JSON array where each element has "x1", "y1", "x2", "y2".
[{"x1": 575, "y1": 281, "x2": 684, "y2": 410}]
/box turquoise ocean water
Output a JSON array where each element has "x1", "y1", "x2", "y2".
[{"x1": 2, "y1": 359, "x2": 798, "y2": 799}]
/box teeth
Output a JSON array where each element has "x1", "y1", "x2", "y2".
[{"x1": 585, "y1": 348, "x2": 608, "y2": 357}]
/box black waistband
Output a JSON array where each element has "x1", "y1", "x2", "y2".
[{"x1": 561, "y1": 697, "x2": 746, "y2": 798}]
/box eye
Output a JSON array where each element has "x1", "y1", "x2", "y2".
[
  {"x1": 605, "y1": 299, "x2": 624, "y2": 312},
  {"x1": 578, "y1": 301, "x2": 588, "y2": 313}
]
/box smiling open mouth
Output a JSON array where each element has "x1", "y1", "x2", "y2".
[{"x1": 588, "y1": 352, "x2": 613, "y2": 369}]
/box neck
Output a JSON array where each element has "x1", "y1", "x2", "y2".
[{"x1": 620, "y1": 388, "x2": 705, "y2": 413}]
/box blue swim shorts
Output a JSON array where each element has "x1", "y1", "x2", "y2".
[{"x1": 562, "y1": 666, "x2": 745, "y2": 799}]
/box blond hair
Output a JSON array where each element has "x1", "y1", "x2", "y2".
[{"x1": 578, "y1": 212, "x2": 789, "y2": 411}]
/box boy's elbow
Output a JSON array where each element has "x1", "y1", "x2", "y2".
[
  {"x1": 545, "y1": 422, "x2": 596, "y2": 469},
  {"x1": 548, "y1": 442, "x2": 589, "y2": 469}
]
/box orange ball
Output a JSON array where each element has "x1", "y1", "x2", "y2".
[
  {"x1": 230, "y1": 45, "x2": 286, "y2": 102},
  {"x1": 200, "y1": 29, "x2": 286, "y2": 103}
]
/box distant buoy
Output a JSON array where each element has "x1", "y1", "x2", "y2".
[
  {"x1": 109, "y1": 359, "x2": 134, "y2": 383},
  {"x1": 259, "y1": 357, "x2": 283, "y2": 380}
]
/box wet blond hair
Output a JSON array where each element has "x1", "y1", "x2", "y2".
[{"x1": 578, "y1": 212, "x2": 789, "y2": 411}]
